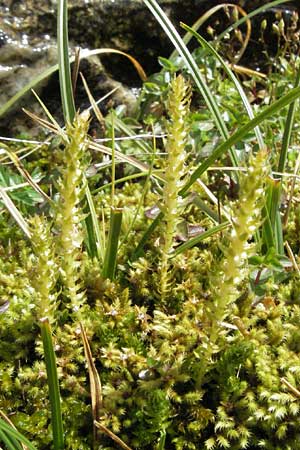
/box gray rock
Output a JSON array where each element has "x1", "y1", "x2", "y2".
[{"x1": 0, "y1": 0, "x2": 298, "y2": 134}]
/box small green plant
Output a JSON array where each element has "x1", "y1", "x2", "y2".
[{"x1": 159, "y1": 74, "x2": 191, "y2": 302}]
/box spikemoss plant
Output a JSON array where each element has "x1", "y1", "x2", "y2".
[
  {"x1": 29, "y1": 215, "x2": 57, "y2": 323},
  {"x1": 159, "y1": 74, "x2": 191, "y2": 302},
  {"x1": 209, "y1": 149, "x2": 269, "y2": 322},
  {"x1": 55, "y1": 111, "x2": 90, "y2": 314},
  {"x1": 197, "y1": 149, "x2": 270, "y2": 386}
]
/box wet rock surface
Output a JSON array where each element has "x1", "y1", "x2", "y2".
[{"x1": 0, "y1": 0, "x2": 299, "y2": 134}]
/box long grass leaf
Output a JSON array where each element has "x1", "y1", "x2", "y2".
[
  {"x1": 57, "y1": 0, "x2": 76, "y2": 123},
  {"x1": 102, "y1": 207, "x2": 123, "y2": 280},
  {"x1": 269, "y1": 65, "x2": 300, "y2": 247},
  {"x1": 261, "y1": 204, "x2": 275, "y2": 250},
  {"x1": 131, "y1": 212, "x2": 163, "y2": 261},
  {"x1": 0, "y1": 187, "x2": 31, "y2": 238},
  {"x1": 2, "y1": 148, "x2": 50, "y2": 203},
  {"x1": 275, "y1": 211, "x2": 284, "y2": 253},
  {"x1": 80, "y1": 323, "x2": 102, "y2": 447},
  {"x1": 40, "y1": 318, "x2": 64, "y2": 450},
  {"x1": 88, "y1": 141, "x2": 164, "y2": 181},
  {"x1": 278, "y1": 66, "x2": 300, "y2": 174},
  {"x1": 0, "y1": 419, "x2": 37, "y2": 450},
  {"x1": 181, "y1": 23, "x2": 265, "y2": 150},
  {"x1": 0, "y1": 428, "x2": 23, "y2": 450},
  {"x1": 94, "y1": 421, "x2": 133, "y2": 450},
  {"x1": 85, "y1": 183, "x2": 105, "y2": 261},
  {"x1": 142, "y1": 0, "x2": 239, "y2": 167},
  {"x1": 0, "y1": 413, "x2": 26, "y2": 450},
  {"x1": 181, "y1": 86, "x2": 300, "y2": 194},
  {"x1": 80, "y1": 73, "x2": 105, "y2": 131},
  {"x1": 172, "y1": 221, "x2": 230, "y2": 256}
]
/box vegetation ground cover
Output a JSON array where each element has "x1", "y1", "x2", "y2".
[{"x1": 1, "y1": 1, "x2": 300, "y2": 449}]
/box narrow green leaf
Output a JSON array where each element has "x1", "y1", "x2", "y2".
[
  {"x1": 102, "y1": 207, "x2": 123, "y2": 280},
  {"x1": 85, "y1": 183, "x2": 105, "y2": 261},
  {"x1": 172, "y1": 221, "x2": 230, "y2": 256},
  {"x1": 57, "y1": 0, "x2": 76, "y2": 124},
  {"x1": 278, "y1": 66, "x2": 300, "y2": 174},
  {"x1": 142, "y1": 0, "x2": 239, "y2": 167},
  {"x1": 0, "y1": 419, "x2": 37, "y2": 450},
  {"x1": 269, "y1": 66, "x2": 300, "y2": 244},
  {"x1": 262, "y1": 205, "x2": 275, "y2": 251},
  {"x1": 0, "y1": 428, "x2": 22, "y2": 450},
  {"x1": 0, "y1": 187, "x2": 31, "y2": 239},
  {"x1": 40, "y1": 319, "x2": 64, "y2": 450},
  {"x1": 268, "y1": 65, "x2": 300, "y2": 252},
  {"x1": 80, "y1": 322, "x2": 102, "y2": 446},
  {"x1": 131, "y1": 212, "x2": 163, "y2": 261},
  {"x1": 180, "y1": 23, "x2": 265, "y2": 150},
  {"x1": 275, "y1": 211, "x2": 284, "y2": 254},
  {"x1": 268, "y1": 178, "x2": 282, "y2": 238},
  {"x1": 181, "y1": 86, "x2": 300, "y2": 194}
]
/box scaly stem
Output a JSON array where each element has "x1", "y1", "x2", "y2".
[{"x1": 160, "y1": 75, "x2": 191, "y2": 301}]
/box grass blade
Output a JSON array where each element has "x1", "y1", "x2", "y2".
[
  {"x1": 0, "y1": 419, "x2": 37, "y2": 450},
  {"x1": 40, "y1": 318, "x2": 64, "y2": 450},
  {"x1": 172, "y1": 221, "x2": 230, "y2": 256},
  {"x1": 102, "y1": 207, "x2": 123, "y2": 280},
  {"x1": 94, "y1": 421, "x2": 132, "y2": 450},
  {"x1": 261, "y1": 204, "x2": 275, "y2": 250},
  {"x1": 84, "y1": 183, "x2": 105, "y2": 261},
  {"x1": 0, "y1": 428, "x2": 25, "y2": 450},
  {"x1": 0, "y1": 187, "x2": 31, "y2": 238},
  {"x1": 131, "y1": 212, "x2": 163, "y2": 261},
  {"x1": 181, "y1": 23, "x2": 265, "y2": 151},
  {"x1": 268, "y1": 65, "x2": 300, "y2": 251},
  {"x1": 0, "y1": 428, "x2": 18, "y2": 450},
  {"x1": 80, "y1": 323, "x2": 102, "y2": 447},
  {"x1": 181, "y1": 86, "x2": 300, "y2": 194},
  {"x1": 57, "y1": 0, "x2": 76, "y2": 124},
  {"x1": 143, "y1": 0, "x2": 239, "y2": 167},
  {"x1": 278, "y1": 66, "x2": 300, "y2": 175},
  {"x1": 0, "y1": 412, "x2": 25, "y2": 450}
]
